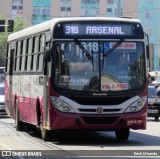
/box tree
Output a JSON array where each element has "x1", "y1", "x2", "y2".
[
  {"x1": 0, "y1": 16, "x2": 28, "y2": 66},
  {"x1": 13, "y1": 16, "x2": 28, "y2": 32},
  {"x1": 0, "y1": 31, "x2": 8, "y2": 66}
]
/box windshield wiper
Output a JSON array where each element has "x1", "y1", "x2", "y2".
[
  {"x1": 74, "y1": 39, "x2": 93, "y2": 60},
  {"x1": 104, "y1": 39, "x2": 124, "y2": 57},
  {"x1": 102, "y1": 39, "x2": 124, "y2": 70}
]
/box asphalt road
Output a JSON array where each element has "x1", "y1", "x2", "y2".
[{"x1": 0, "y1": 115, "x2": 159, "y2": 159}]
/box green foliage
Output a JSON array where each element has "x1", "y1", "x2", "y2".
[
  {"x1": 0, "y1": 31, "x2": 8, "y2": 66},
  {"x1": 13, "y1": 16, "x2": 28, "y2": 32},
  {"x1": 0, "y1": 16, "x2": 28, "y2": 66}
]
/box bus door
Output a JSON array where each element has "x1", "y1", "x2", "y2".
[
  {"x1": 42, "y1": 32, "x2": 51, "y2": 128},
  {"x1": 8, "y1": 42, "x2": 16, "y2": 117}
]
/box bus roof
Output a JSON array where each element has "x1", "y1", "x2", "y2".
[{"x1": 7, "y1": 17, "x2": 142, "y2": 42}]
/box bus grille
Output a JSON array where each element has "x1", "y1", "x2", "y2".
[
  {"x1": 70, "y1": 97, "x2": 130, "y2": 105},
  {"x1": 82, "y1": 117, "x2": 116, "y2": 124},
  {"x1": 78, "y1": 109, "x2": 121, "y2": 113}
]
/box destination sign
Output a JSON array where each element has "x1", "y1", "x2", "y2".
[
  {"x1": 53, "y1": 21, "x2": 144, "y2": 39},
  {"x1": 64, "y1": 24, "x2": 131, "y2": 36}
]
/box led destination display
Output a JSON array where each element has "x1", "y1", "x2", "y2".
[
  {"x1": 64, "y1": 25, "x2": 130, "y2": 36},
  {"x1": 54, "y1": 21, "x2": 144, "y2": 39}
]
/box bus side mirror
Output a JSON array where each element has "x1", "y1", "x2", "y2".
[
  {"x1": 44, "y1": 45, "x2": 51, "y2": 62},
  {"x1": 43, "y1": 44, "x2": 51, "y2": 75}
]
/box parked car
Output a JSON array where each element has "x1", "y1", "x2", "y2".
[
  {"x1": 148, "y1": 85, "x2": 160, "y2": 121},
  {"x1": 0, "y1": 84, "x2": 5, "y2": 115}
]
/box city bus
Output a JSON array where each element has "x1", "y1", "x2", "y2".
[{"x1": 5, "y1": 17, "x2": 148, "y2": 141}]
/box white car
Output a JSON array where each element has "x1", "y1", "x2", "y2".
[{"x1": 0, "y1": 84, "x2": 6, "y2": 115}]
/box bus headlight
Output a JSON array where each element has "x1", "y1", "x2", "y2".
[
  {"x1": 124, "y1": 96, "x2": 147, "y2": 113},
  {"x1": 50, "y1": 96, "x2": 75, "y2": 113}
]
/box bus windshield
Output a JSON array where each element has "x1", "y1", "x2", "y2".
[{"x1": 53, "y1": 41, "x2": 145, "y2": 92}]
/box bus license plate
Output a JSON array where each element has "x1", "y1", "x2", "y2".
[{"x1": 148, "y1": 110, "x2": 158, "y2": 113}]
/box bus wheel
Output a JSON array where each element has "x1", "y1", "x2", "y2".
[
  {"x1": 154, "y1": 116, "x2": 159, "y2": 121},
  {"x1": 41, "y1": 127, "x2": 50, "y2": 141},
  {"x1": 15, "y1": 102, "x2": 24, "y2": 131},
  {"x1": 115, "y1": 129, "x2": 129, "y2": 141}
]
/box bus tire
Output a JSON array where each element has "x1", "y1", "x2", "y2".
[
  {"x1": 41, "y1": 127, "x2": 50, "y2": 141},
  {"x1": 36, "y1": 101, "x2": 41, "y2": 127},
  {"x1": 115, "y1": 128, "x2": 129, "y2": 141},
  {"x1": 15, "y1": 101, "x2": 24, "y2": 131},
  {"x1": 154, "y1": 116, "x2": 159, "y2": 121}
]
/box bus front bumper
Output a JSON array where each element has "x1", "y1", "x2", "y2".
[{"x1": 50, "y1": 109, "x2": 147, "y2": 130}]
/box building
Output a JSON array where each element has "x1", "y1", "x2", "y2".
[
  {"x1": 0, "y1": 0, "x2": 157, "y2": 71},
  {"x1": 0, "y1": 0, "x2": 32, "y2": 25},
  {"x1": 123, "y1": 0, "x2": 160, "y2": 71},
  {"x1": 123, "y1": 0, "x2": 138, "y2": 18},
  {"x1": 137, "y1": 0, "x2": 160, "y2": 71},
  {"x1": 0, "y1": 0, "x2": 125, "y2": 26}
]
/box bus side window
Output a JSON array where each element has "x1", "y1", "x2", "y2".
[
  {"x1": 32, "y1": 36, "x2": 39, "y2": 72},
  {"x1": 16, "y1": 40, "x2": 21, "y2": 72},
  {"x1": 37, "y1": 34, "x2": 44, "y2": 72},
  {"x1": 26, "y1": 38, "x2": 32, "y2": 72},
  {"x1": 31, "y1": 36, "x2": 36, "y2": 71},
  {"x1": 25, "y1": 38, "x2": 29, "y2": 71},
  {"x1": 6, "y1": 43, "x2": 11, "y2": 73},
  {"x1": 19, "y1": 40, "x2": 24, "y2": 71},
  {"x1": 21, "y1": 39, "x2": 26, "y2": 72},
  {"x1": 14, "y1": 41, "x2": 18, "y2": 72}
]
